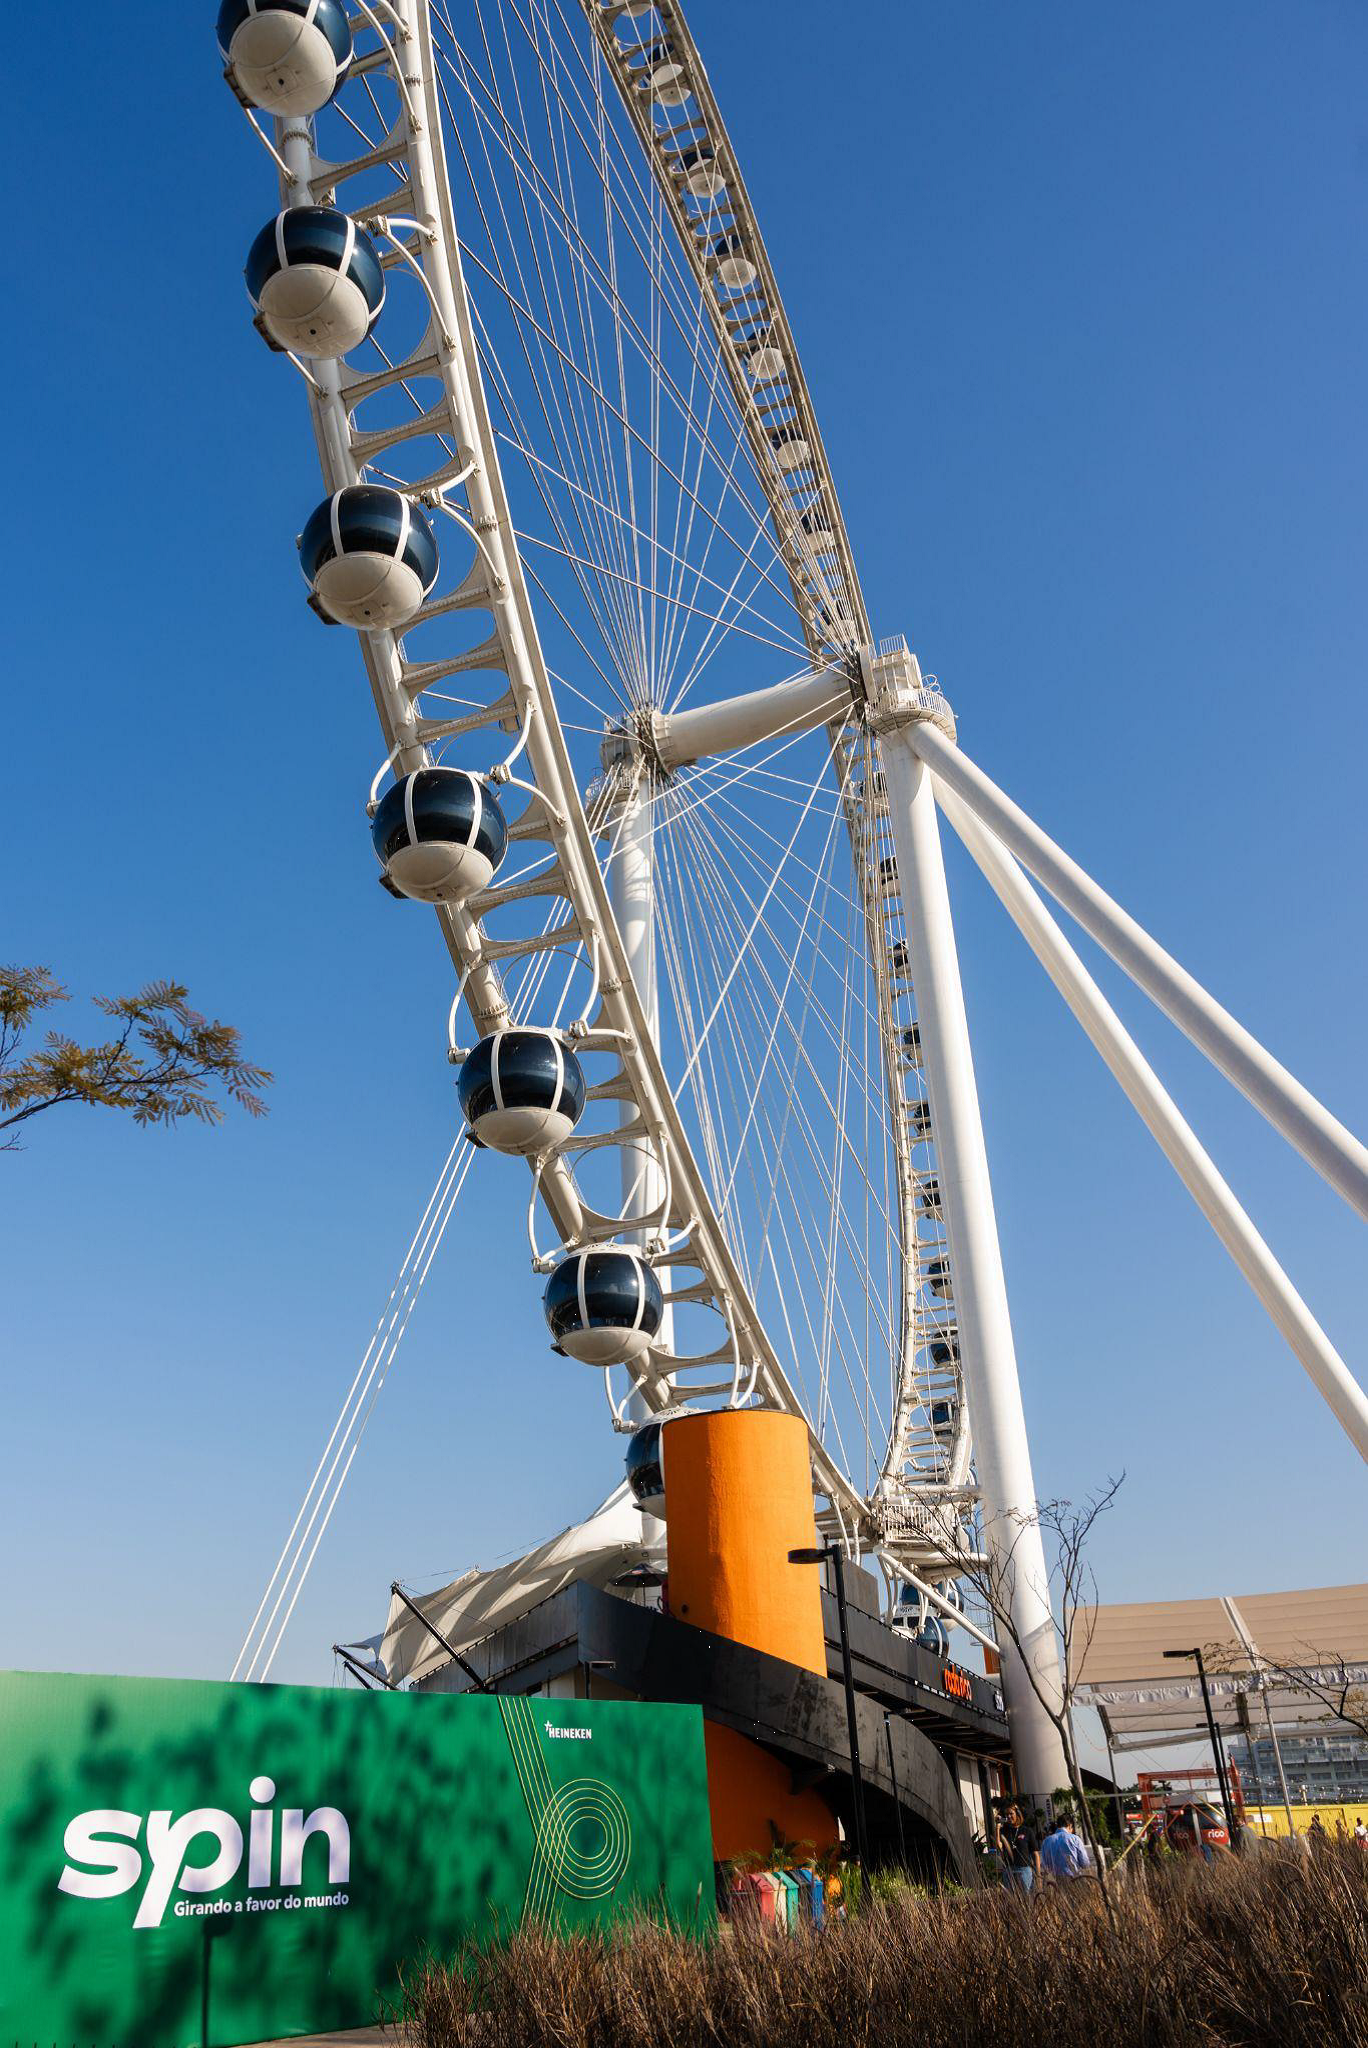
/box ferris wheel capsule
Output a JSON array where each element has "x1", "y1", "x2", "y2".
[
  {"x1": 644, "y1": 40, "x2": 690, "y2": 107},
  {"x1": 216, "y1": 0, "x2": 354, "y2": 116},
  {"x1": 245, "y1": 207, "x2": 385, "y2": 359},
  {"x1": 299, "y1": 486, "x2": 438, "y2": 630},
  {"x1": 678, "y1": 144, "x2": 726, "y2": 200},
  {"x1": 928, "y1": 1330, "x2": 960, "y2": 1371},
  {"x1": 624, "y1": 1420, "x2": 666, "y2": 1516},
  {"x1": 770, "y1": 423, "x2": 812, "y2": 471},
  {"x1": 713, "y1": 232, "x2": 758, "y2": 291},
  {"x1": 456, "y1": 1030, "x2": 586, "y2": 1155},
  {"x1": 919, "y1": 1612, "x2": 949, "y2": 1656},
  {"x1": 371, "y1": 767, "x2": 508, "y2": 905},
  {"x1": 925, "y1": 1255, "x2": 953, "y2": 1299},
  {"x1": 543, "y1": 1248, "x2": 665, "y2": 1366}
]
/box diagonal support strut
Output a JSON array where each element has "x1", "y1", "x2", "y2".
[
  {"x1": 936, "y1": 782, "x2": 1368, "y2": 1464},
  {"x1": 909, "y1": 722, "x2": 1368, "y2": 1226}
]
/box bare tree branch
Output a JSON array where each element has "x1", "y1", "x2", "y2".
[
  {"x1": 1203, "y1": 1638, "x2": 1368, "y2": 1745},
  {"x1": 949, "y1": 1476, "x2": 1126, "y2": 1925}
]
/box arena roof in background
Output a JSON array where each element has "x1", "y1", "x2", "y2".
[{"x1": 1071, "y1": 1584, "x2": 1368, "y2": 1750}]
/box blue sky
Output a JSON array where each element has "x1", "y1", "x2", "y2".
[{"x1": 3, "y1": 0, "x2": 1365, "y2": 1736}]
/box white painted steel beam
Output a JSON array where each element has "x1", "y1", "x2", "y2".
[
  {"x1": 895, "y1": 1566, "x2": 1000, "y2": 1657},
  {"x1": 938, "y1": 785, "x2": 1368, "y2": 1465},
  {"x1": 879, "y1": 730, "x2": 1068, "y2": 1800},
  {"x1": 909, "y1": 723, "x2": 1368, "y2": 1226},
  {"x1": 607, "y1": 779, "x2": 674, "y2": 1425},
  {"x1": 653, "y1": 664, "x2": 852, "y2": 772}
]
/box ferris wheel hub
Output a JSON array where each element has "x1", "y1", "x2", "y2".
[{"x1": 859, "y1": 638, "x2": 958, "y2": 743}]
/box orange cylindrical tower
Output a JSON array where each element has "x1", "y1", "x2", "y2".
[
  {"x1": 664, "y1": 1408, "x2": 827, "y2": 1673},
  {"x1": 663, "y1": 1409, "x2": 837, "y2": 1861}
]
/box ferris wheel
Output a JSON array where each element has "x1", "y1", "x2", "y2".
[{"x1": 216, "y1": 0, "x2": 1368, "y2": 1792}]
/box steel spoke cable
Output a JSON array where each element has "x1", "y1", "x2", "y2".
[
  {"x1": 429, "y1": 21, "x2": 803, "y2": 642},
  {"x1": 677, "y1": 799, "x2": 897, "y2": 1336},
  {"x1": 511, "y1": 530, "x2": 811, "y2": 656},
  {"x1": 229, "y1": 1133, "x2": 467, "y2": 1681},
  {"x1": 432, "y1": 24, "x2": 786, "y2": 598},
  {"x1": 250, "y1": 1142, "x2": 478, "y2": 1682},
  {"x1": 459, "y1": 249, "x2": 807, "y2": 629},
  {"x1": 442, "y1": 60, "x2": 645, "y2": 686},
  {"x1": 434, "y1": 0, "x2": 782, "y2": 527},
  {"x1": 686, "y1": 792, "x2": 901, "y2": 1066},
  {"x1": 500, "y1": 0, "x2": 855, "y2": 634},
  {"x1": 497, "y1": 436, "x2": 808, "y2": 651},
  {"x1": 239, "y1": 1141, "x2": 476, "y2": 1682},
  {"x1": 678, "y1": 824, "x2": 877, "y2": 1464},
  {"x1": 493, "y1": 0, "x2": 650, "y2": 691},
  {"x1": 442, "y1": 31, "x2": 643, "y2": 682},
  {"x1": 677, "y1": 800, "x2": 905, "y2": 1306},
  {"x1": 675, "y1": 813, "x2": 873, "y2": 1470},
  {"x1": 234, "y1": 884, "x2": 578, "y2": 1682}
]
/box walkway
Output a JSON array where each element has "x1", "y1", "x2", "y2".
[{"x1": 241, "y1": 2031, "x2": 394, "y2": 2047}]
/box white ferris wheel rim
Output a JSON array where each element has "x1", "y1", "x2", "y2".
[{"x1": 234, "y1": 0, "x2": 970, "y2": 1571}]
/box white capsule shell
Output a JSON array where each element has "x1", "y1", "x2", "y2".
[
  {"x1": 312, "y1": 551, "x2": 428, "y2": 630},
  {"x1": 257, "y1": 265, "x2": 375, "y2": 357},
  {"x1": 716, "y1": 253, "x2": 758, "y2": 290},
  {"x1": 744, "y1": 344, "x2": 786, "y2": 381},
  {"x1": 684, "y1": 163, "x2": 727, "y2": 200},
  {"x1": 772, "y1": 433, "x2": 813, "y2": 471},
  {"x1": 225, "y1": 12, "x2": 345, "y2": 116}
]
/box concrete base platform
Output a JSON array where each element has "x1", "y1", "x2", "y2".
[{"x1": 242, "y1": 2031, "x2": 396, "y2": 2047}]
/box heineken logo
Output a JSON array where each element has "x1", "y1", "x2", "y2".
[{"x1": 56, "y1": 1776, "x2": 351, "y2": 1930}]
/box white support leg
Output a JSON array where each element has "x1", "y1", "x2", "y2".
[
  {"x1": 607, "y1": 777, "x2": 674, "y2": 1423},
  {"x1": 936, "y1": 785, "x2": 1368, "y2": 1463},
  {"x1": 880, "y1": 731, "x2": 1068, "y2": 1801},
  {"x1": 907, "y1": 722, "x2": 1368, "y2": 1226}
]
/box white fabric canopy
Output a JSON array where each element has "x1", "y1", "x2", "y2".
[
  {"x1": 1071, "y1": 1583, "x2": 1368, "y2": 1745},
  {"x1": 366, "y1": 1484, "x2": 662, "y2": 1687}
]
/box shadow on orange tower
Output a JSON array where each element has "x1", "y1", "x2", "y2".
[{"x1": 661, "y1": 1408, "x2": 839, "y2": 1863}]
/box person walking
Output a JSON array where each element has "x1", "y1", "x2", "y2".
[
  {"x1": 1040, "y1": 1813, "x2": 1093, "y2": 1884},
  {"x1": 995, "y1": 1802, "x2": 1041, "y2": 1895},
  {"x1": 1353, "y1": 1817, "x2": 1367, "y2": 1847},
  {"x1": 1307, "y1": 1814, "x2": 1329, "y2": 1854}
]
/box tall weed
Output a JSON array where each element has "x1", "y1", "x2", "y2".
[{"x1": 394, "y1": 1841, "x2": 1368, "y2": 2048}]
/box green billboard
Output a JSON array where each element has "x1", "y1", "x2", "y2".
[{"x1": 0, "y1": 1668, "x2": 715, "y2": 2047}]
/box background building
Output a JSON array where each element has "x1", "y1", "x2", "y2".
[{"x1": 1229, "y1": 1731, "x2": 1368, "y2": 1807}]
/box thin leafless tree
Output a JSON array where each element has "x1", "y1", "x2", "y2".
[{"x1": 950, "y1": 1477, "x2": 1125, "y2": 1924}]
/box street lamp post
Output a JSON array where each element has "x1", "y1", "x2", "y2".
[
  {"x1": 790, "y1": 1544, "x2": 870, "y2": 1880},
  {"x1": 1164, "y1": 1646, "x2": 1238, "y2": 1843}
]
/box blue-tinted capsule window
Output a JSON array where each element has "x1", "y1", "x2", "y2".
[
  {"x1": 625, "y1": 1421, "x2": 664, "y2": 1503},
  {"x1": 371, "y1": 770, "x2": 505, "y2": 868},
  {"x1": 300, "y1": 487, "x2": 417, "y2": 578},
  {"x1": 458, "y1": 1032, "x2": 580, "y2": 1127},
  {"x1": 455, "y1": 1036, "x2": 497, "y2": 1125}
]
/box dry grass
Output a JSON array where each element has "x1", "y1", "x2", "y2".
[{"x1": 393, "y1": 1842, "x2": 1368, "y2": 2048}]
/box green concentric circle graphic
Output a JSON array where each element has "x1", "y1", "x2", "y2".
[
  {"x1": 534, "y1": 1779, "x2": 632, "y2": 1900},
  {"x1": 500, "y1": 1698, "x2": 635, "y2": 1920}
]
